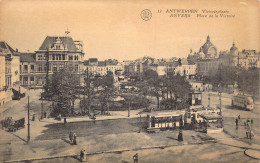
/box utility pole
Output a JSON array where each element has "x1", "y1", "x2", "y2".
[
  {"x1": 219, "y1": 92, "x2": 222, "y2": 116},
  {"x1": 128, "y1": 102, "x2": 130, "y2": 117},
  {"x1": 27, "y1": 96, "x2": 30, "y2": 143},
  {"x1": 45, "y1": 48, "x2": 50, "y2": 95},
  {"x1": 208, "y1": 93, "x2": 210, "y2": 107},
  {"x1": 87, "y1": 68, "x2": 91, "y2": 114},
  {"x1": 41, "y1": 89, "x2": 43, "y2": 119}
]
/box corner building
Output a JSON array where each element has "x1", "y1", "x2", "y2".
[{"x1": 22, "y1": 36, "x2": 85, "y2": 87}]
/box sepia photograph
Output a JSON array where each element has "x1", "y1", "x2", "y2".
[{"x1": 0, "y1": 0, "x2": 259, "y2": 162}]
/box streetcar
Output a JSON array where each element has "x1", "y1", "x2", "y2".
[
  {"x1": 146, "y1": 111, "x2": 185, "y2": 131},
  {"x1": 231, "y1": 94, "x2": 254, "y2": 110}
]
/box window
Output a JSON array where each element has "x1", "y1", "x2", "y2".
[
  {"x1": 52, "y1": 55, "x2": 55, "y2": 60},
  {"x1": 30, "y1": 77, "x2": 34, "y2": 84},
  {"x1": 56, "y1": 45, "x2": 60, "y2": 50},
  {"x1": 38, "y1": 65, "x2": 42, "y2": 72},
  {"x1": 24, "y1": 77, "x2": 28, "y2": 84},
  {"x1": 58, "y1": 54, "x2": 61, "y2": 60},
  {"x1": 24, "y1": 65, "x2": 28, "y2": 70},
  {"x1": 59, "y1": 64, "x2": 64, "y2": 70},
  {"x1": 43, "y1": 65, "x2": 47, "y2": 72},
  {"x1": 75, "y1": 64, "x2": 78, "y2": 72},
  {"x1": 31, "y1": 65, "x2": 34, "y2": 72},
  {"x1": 69, "y1": 56, "x2": 73, "y2": 60},
  {"x1": 62, "y1": 54, "x2": 65, "y2": 60},
  {"x1": 53, "y1": 64, "x2": 57, "y2": 72},
  {"x1": 38, "y1": 54, "x2": 44, "y2": 60},
  {"x1": 74, "y1": 56, "x2": 78, "y2": 60}
]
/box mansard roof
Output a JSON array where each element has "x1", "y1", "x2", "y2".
[{"x1": 39, "y1": 36, "x2": 78, "y2": 51}]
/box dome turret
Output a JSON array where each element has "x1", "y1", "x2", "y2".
[{"x1": 230, "y1": 41, "x2": 238, "y2": 57}]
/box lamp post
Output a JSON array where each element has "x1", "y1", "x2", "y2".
[
  {"x1": 219, "y1": 91, "x2": 222, "y2": 116},
  {"x1": 27, "y1": 96, "x2": 30, "y2": 143},
  {"x1": 128, "y1": 102, "x2": 130, "y2": 117},
  {"x1": 218, "y1": 84, "x2": 222, "y2": 116}
]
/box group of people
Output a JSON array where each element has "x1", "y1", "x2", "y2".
[
  {"x1": 246, "y1": 129, "x2": 254, "y2": 139},
  {"x1": 69, "y1": 132, "x2": 77, "y2": 145},
  {"x1": 235, "y1": 115, "x2": 254, "y2": 140}
]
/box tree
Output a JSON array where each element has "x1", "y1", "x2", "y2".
[
  {"x1": 160, "y1": 73, "x2": 191, "y2": 110},
  {"x1": 95, "y1": 71, "x2": 115, "y2": 114},
  {"x1": 237, "y1": 67, "x2": 259, "y2": 99},
  {"x1": 207, "y1": 65, "x2": 237, "y2": 88},
  {"x1": 48, "y1": 69, "x2": 80, "y2": 117}
]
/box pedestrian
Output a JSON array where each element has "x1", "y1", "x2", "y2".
[
  {"x1": 246, "y1": 130, "x2": 249, "y2": 139},
  {"x1": 251, "y1": 119, "x2": 253, "y2": 124},
  {"x1": 64, "y1": 118, "x2": 67, "y2": 124},
  {"x1": 80, "y1": 149, "x2": 86, "y2": 162},
  {"x1": 73, "y1": 133, "x2": 77, "y2": 145},
  {"x1": 238, "y1": 115, "x2": 240, "y2": 119},
  {"x1": 133, "y1": 153, "x2": 138, "y2": 163},
  {"x1": 235, "y1": 119, "x2": 238, "y2": 126},
  {"x1": 69, "y1": 132, "x2": 73, "y2": 144},
  {"x1": 32, "y1": 114, "x2": 35, "y2": 121},
  {"x1": 249, "y1": 130, "x2": 254, "y2": 139},
  {"x1": 178, "y1": 129, "x2": 183, "y2": 141},
  {"x1": 44, "y1": 111, "x2": 47, "y2": 118}
]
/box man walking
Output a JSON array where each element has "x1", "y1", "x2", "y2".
[
  {"x1": 69, "y1": 132, "x2": 73, "y2": 144},
  {"x1": 73, "y1": 133, "x2": 77, "y2": 145},
  {"x1": 133, "y1": 153, "x2": 138, "y2": 163}
]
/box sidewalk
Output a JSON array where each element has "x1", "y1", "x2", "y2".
[{"x1": 0, "y1": 128, "x2": 213, "y2": 162}]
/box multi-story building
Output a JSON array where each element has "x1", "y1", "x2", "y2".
[
  {"x1": 230, "y1": 42, "x2": 259, "y2": 69},
  {"x1": 175, "y1": 58, "x2": 197, "y2": 78},
  {"x1": 84, "y1": 58, "x2": 124, "y2": 76},
  {"x1": 0, "y1": 41, "x2": 20, "y2": 105},
  {"x1": 20, "y1": 53, "x2": 37, "y2": 86},
  {"x1": 0, "y1": 51, "x2": 6, "y2": 106},
  {"x1": 21, "y1": 35, "x2": 85, "y2": 87},
  {"x1": 124, "y1": 57, "x2": 178, "y2": 76},
  {"x1": 196, "y1": 59, "x2": 219, "y2": 76}
]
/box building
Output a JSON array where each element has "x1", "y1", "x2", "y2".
[
  {"x1": 196, "y1": 59, "x2": 219, "y2": 76},
  {"x1": 0, "y1": 51, "x2": 6, "y2": 106},
  {"x1": 198, "y1": 35, "x2": 218, "y2": 59},
  {"x1": 124, "y1": 57, "x2": 178, "y2": 76},
  {"x1": 84, "y1": 58, "x2": 124, "y2": 77},
  {"x1": 22, "y1": 35, "x2": 85, "y2": 87},
  {"x1": 0, "y1": 41, "x2": 21, "y2": 105},
  {"x1": 175, "y1": 58, "x2": 197, "y2": 78},
  {"x1": 20, "y1": 53, "x2": 37, "y2": 86}
]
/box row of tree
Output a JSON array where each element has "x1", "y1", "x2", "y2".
[
  {"x1": 206, "y1": 66, "x2": 259, "y2": 99},
  {"x1": 132, "y1": 69, "x2": 191, "y2": 110},
  {"x1": 45, "y1": 67, "x2": 193, "y2": 116}
]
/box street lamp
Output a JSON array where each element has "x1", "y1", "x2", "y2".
[
  {"x1": 27, "y1": 96, "x2": 30, "y2": 143},
  {"x1": 218, "y1": 85, "x2": 222, "y2": 116}
]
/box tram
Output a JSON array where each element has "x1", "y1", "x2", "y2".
[{"x1": 232, "y1": 94, "x2": 254, "y2": 110}]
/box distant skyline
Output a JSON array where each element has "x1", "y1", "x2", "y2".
[{"x1": 0, "y1": 0, "x2": 259, "y2": 60}]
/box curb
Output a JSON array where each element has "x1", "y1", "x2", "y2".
[
  {"x1": 3, "y1": 140, "x2": 216, "y2": 163},
  {"x1": 244, "y1": 149, "x2": 260, "y2": 160}
]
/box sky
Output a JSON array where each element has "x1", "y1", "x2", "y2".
[{"x1": 0, "y1": 0, "x2": 259, "y2": 61}]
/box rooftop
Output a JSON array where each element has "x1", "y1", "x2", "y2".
[
  {"x1": 20, "y1": 53, "x2": 36, "y2": 62},
  {"x1": 39, "y1": 36, "x2": 79, "y2": 51}
]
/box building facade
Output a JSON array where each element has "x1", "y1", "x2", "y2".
[
  {"x1": 20, "y1": 36, "x2": 85, "y2": 87},
  {"x1": 0, "y1": 41, "x2": 20, "y2": 105},
  {"x1": 84, "y1": 58, "x2": 124, "y2": 76}
]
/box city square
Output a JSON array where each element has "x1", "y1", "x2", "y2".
[{"x1": 0, "y1": 0, "x2": 259, "y2": 162}]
